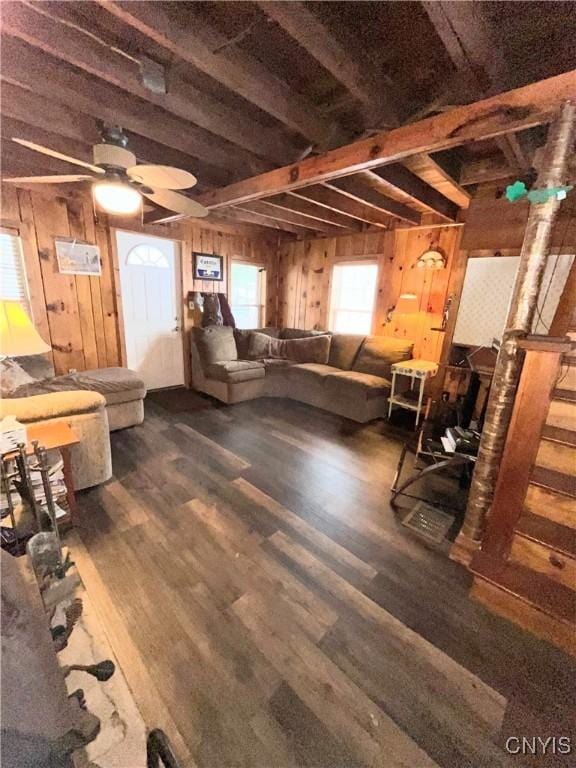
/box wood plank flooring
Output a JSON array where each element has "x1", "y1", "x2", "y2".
[{"x1": 72, "y1": 390, "x2": 576, "y2": 768}]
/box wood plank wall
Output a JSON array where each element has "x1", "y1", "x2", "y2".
[
  {"x1": 1, "y1": 186, "x2": 279, "y2": 380},
  {"x1": 278, "y1": 226, "x2": 462, "y2": 362}
]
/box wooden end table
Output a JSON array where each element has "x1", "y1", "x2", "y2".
[{"x1": 387, "y1": 359, "x2": 439, "y2": 428}]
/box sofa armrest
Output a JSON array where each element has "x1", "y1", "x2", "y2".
[{"x1": 0, "y1": 391, "x2": 106, "y2": 423}]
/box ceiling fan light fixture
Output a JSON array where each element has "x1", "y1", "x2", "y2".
[{"x1": 93, "y1": 181, "x2": 142, "y2": 215}]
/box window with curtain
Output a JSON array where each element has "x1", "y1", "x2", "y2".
[
  {"x1": 230, "y1": 262, "x2": 266, "y2": 329},
  {"x1": 329, "y1": 261, "x2": 378, "y2": 334},
  {"x1": 0, "y1": 231, "x2": 29, "y2": 311}
]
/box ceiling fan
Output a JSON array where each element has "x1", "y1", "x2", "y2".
[{"x1": 4, "y1": 126, "x2": 208, "y2": 219}]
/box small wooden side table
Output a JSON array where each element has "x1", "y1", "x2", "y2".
[
  {"x1": 388, "y1": 359, "x2": 439, "y2": 428},
  {"x1": 3, "y1": 421, "x2": 79, "y2": 523}
]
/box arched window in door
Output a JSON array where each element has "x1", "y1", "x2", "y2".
[{"x1": 126, "y1": 244, "x2": 169, "y2": 268}]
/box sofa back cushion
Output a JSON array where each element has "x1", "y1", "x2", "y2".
[
  {"x1": 353, "y1": 336, "x2": 413, "y2": 379},
  {"x1": 194, "y1": 326, "x2": 237, "y2": 366},
  {"x1": 279, "y1": 328, "x2": 328, "y2": 340},
  {"x1": 234, "y1": 327, "x2": 279, "y2": 359},
  {"x1": 328, "y1": 334, "x2": 365, "y2": 370},
  {"x1": 248, "y1": 332, "x2": 330, "y2": 364}
]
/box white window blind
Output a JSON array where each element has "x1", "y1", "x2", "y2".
[
  {"x1": 0, "y1": 232, "x2": 29, "y2": 307},
  {"x1": 329, "y1": 261, "x2": 378, "y2": 334},
  {"x1": 231, "y1": 262, "x2": 266, "y2": 329}
]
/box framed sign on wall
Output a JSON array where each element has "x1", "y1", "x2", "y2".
[
  {"x1": 55, "y1": 238, "x2": 101, "y2": 276},
  {"x1": 193, "y1": 252, "x2": 223, "y2": 281}
]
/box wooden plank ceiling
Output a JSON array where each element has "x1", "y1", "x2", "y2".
[{"x1": 1, "y1": 1, "x2": 574, "y2": 237}]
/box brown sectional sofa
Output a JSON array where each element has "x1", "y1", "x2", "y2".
[{"x1": 191, "y1": 326, "x2": 413, "y2": 423}]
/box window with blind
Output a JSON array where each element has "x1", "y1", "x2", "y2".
[
  {"x1": 329, "y1": 261, "x2": 378, "y2": 334},
  {"x1": 230, "y1": 262, "x2": 267, "y2": 329},
  {"x1": 0, "y1": 231, "x2": 29, "y2": 310}
]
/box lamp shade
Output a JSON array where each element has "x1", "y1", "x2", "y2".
[
  {"x1": 394, "y1": 293, "x2": 419, "y2": 314},
  {"x1": 0, "y1": 301, "x2": 51, "y2": 357}
]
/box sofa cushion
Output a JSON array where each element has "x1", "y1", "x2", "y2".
[
  {"x1": 261, "y1": 358, "x2": 294, "y2": 374},
  {"x1": 234, "y1": 327, "x2": 280, "y2": 359},
  {"x1": 11, "y1": 367, "x2": 146, "y2": 406},
  {"x1": 353, "y1": 336, "x2": 413, "y2": 379},
  {"x1": 206, "y1": 360, "x2": 265, "y2": 383},
  {"x1": 0, "y1": 390, "x2": 106, "y2": 422},
  {"x1": 194, "y1": 325, "x2": 237, "y2": 365},
  {"x1": 325, "y1": 370, "x2": 391, "y2": 400},
  {"x1": 291, "y1": 363, "x2": 338, "y2": 382},
  {"x1": 248, "y1": 332, "x2": 331, "y2": 364},
  {"x1": 279, "y1": 328, "x2": 329, "y2": 340},
  {"x1": 328, "y1": 334, "x2": 365, "y2": 370},
  {"x1": 247, "y1": 331, "x2": 284, "y2": 360},
  {"x1": 72, "y1": 367, "x2": 146, "y2": 405}
]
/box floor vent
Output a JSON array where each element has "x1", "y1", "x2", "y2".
[{"x1": 402, "y1": 501, "x2": 454, "y2": 543}]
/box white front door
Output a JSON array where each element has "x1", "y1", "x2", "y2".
[{"x1": 116, "y1": 230, "x2": 184, "y2": 390}]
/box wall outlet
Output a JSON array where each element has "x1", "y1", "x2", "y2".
[{"x1": 68, "y1": 368, "x2": 77, "y2": 374}]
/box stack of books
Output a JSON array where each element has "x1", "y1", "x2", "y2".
[{"x1": 440, "y1": 427, "x2": 480, "y2": 456}]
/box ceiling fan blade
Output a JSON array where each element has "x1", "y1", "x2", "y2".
[
  {"x1": 2, "y1": 174, "x2": 93, "y2": 184},
  {"x1": 12, "y1": 138, "x2": 105, "y2": 174},
  {"x1": 143, "y1": 189, "x2": 208, "y2": 218},
  {"x1": 127, "y1": 164, "x2": 197, "y2": 190}
]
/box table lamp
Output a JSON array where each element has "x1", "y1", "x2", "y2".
[{"x1": 0, "y1": 300, "x2": 51, "y2": 358}]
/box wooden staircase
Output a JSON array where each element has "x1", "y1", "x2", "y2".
[{"x1": 470, "y1": 332, "x2": 576, "y2": 655}]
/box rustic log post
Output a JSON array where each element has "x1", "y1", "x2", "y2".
[{"x1": 451, "y1": 100, "x2": 576, "y2": 565}]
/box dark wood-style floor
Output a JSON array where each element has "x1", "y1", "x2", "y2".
[{"x1": 73, "y1": 390, "x2": 575, "y2": 768}]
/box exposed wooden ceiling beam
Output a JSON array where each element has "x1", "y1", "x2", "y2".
[
  {"x1": 229, "y1": 207, "x2": 314, "y2": 237},
  {"x1": 6, "y1": 1, "x2": 293, "y2": 166},
  {"x1": 258, "y1": 2, "x2": 470, "y2": 212},
  {"x1": 422, "y1": 1, "x2": 508, "y2": 93},
  {"x1": 97, "y1": 0, "x2": 344, "y2": 148},
  {"x1": 459, "y1": 156, "x2": 516, "y2": 186},
  {"x1": 258, "y1": 0, "x2": 398, "y2": 128},
  {"x1": 495, "y1": 134, "x2": 532, "y2": 173},
  {"x1": 0, "y1": 78, "x2": 232, "y2": 189},
  {"x1": 327, "y1": 177, "x2": 420, "y2": 225},
  {"x1": 238, "y1": 201, "x2": 343, "y2": 236},
  {"x1": 422, "y1": 0, "x2": 529, "y2": 176},
  {"x1": 402, "y1": 153, "x2": 471, "y2": 209},
  {"x1": 1, "y1": 115, "x2": 95, "y2": 167},
  {"x1": 0, "y1": 79, "x2": 101, "y2": 146},
  {"x1": 367, "y1": 165, "x2": 458, "y2": 221},
  {"x1": 266, "y1": 193, "x2": 363, "y2": 230},
  {"x1": 290, "y1": 185, "x2": 390, "y2": 229},
  {"x1": 1, "y1": 37, "x2": 264, "y2": 180},
  {"x1": 196, "y1": 71, "x2": 575, "y2": 210}
]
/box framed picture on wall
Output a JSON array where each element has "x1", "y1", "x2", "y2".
[
  {"x1": 55, "y1": 238, "x2": 101, "y2": 276},
  {"x1": 193, "y1": 252, "x2": 223, "y2": 281}
]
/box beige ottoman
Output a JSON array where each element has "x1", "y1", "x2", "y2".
[{"x1": 79, "y1": 367, "x2": 146, "y2": 431}]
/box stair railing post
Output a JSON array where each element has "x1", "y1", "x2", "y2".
[{"x1": 451, "y1": 100, "x2": 576, "y2": 565}]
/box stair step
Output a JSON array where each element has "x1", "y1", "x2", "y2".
[
  {"x1": 541, "y1": 425, "x2": 576, "y2": 448},
  {"x1": 546, "y1": 398, "x2": 576, "y2": 431},
  {"x1": 470, "y1": 551, "x2": 576, "y2": 655},
  {"x1": 531, "y1": 466, "x2": 576, "y2": 498},
  {"x1": 511, "y1": 514, "x2": 576, "y2": 590},
  {"x1": 553, "y1": 388, "x2": 576, "y2": 402},
  {"x1": 526, "y1": 483, "x2": 576, "y2": 529},
  {"x1": 535, "y1": 439, "x2": 575, "y2": 476},
  {"x1": 515, "y1": 513, "x2": 576, "y2": 557}
]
